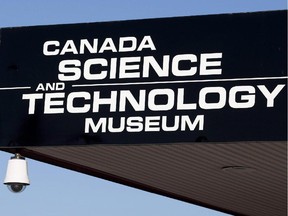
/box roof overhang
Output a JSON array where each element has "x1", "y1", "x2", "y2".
[{"x1": 2, "y1": 140, "x2": 287, "y2": 216}]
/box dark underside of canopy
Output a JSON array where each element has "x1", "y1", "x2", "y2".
[{"x1": 1, "y1": 141, "x2": 287, "y2": 216}]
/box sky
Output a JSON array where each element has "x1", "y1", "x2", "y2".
[{"x1": 0, "y1": 1, "x2": 286, "y2": 216}]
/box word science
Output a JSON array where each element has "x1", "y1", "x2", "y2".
[{"x1": 0, "y1": 10, "x2": 286, "y2": 146}]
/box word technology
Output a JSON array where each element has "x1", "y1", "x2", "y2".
[
  {"x1": 23, "y1": 85, "x2": 284, "y2": 114},
  {"x1": 0, "y1": 10, "x2": 286, "y2": 146}
]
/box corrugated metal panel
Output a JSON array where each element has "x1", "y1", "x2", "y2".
[{"x1": 19, "y1": 141, "x2": 287, "y2": 216}]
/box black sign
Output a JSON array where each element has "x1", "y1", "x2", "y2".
[{"x1": 0, "y1": 10, "x2": 287, "y2": 146}]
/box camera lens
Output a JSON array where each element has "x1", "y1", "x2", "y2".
[{"x1": 7, "y1": 183, "x2": 26, "y2": 193}]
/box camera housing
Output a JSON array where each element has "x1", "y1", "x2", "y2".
[{"x1": 3, "y1": 154, "x2": 30, "y2": 193}]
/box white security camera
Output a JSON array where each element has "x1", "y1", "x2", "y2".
[{"x1": 3, "y1": 153, "x2": 30, "y2": 193}]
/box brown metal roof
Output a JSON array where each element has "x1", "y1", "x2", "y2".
[{"x1": 2, "y1": 140, "x2": 286, "y2": 216}]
